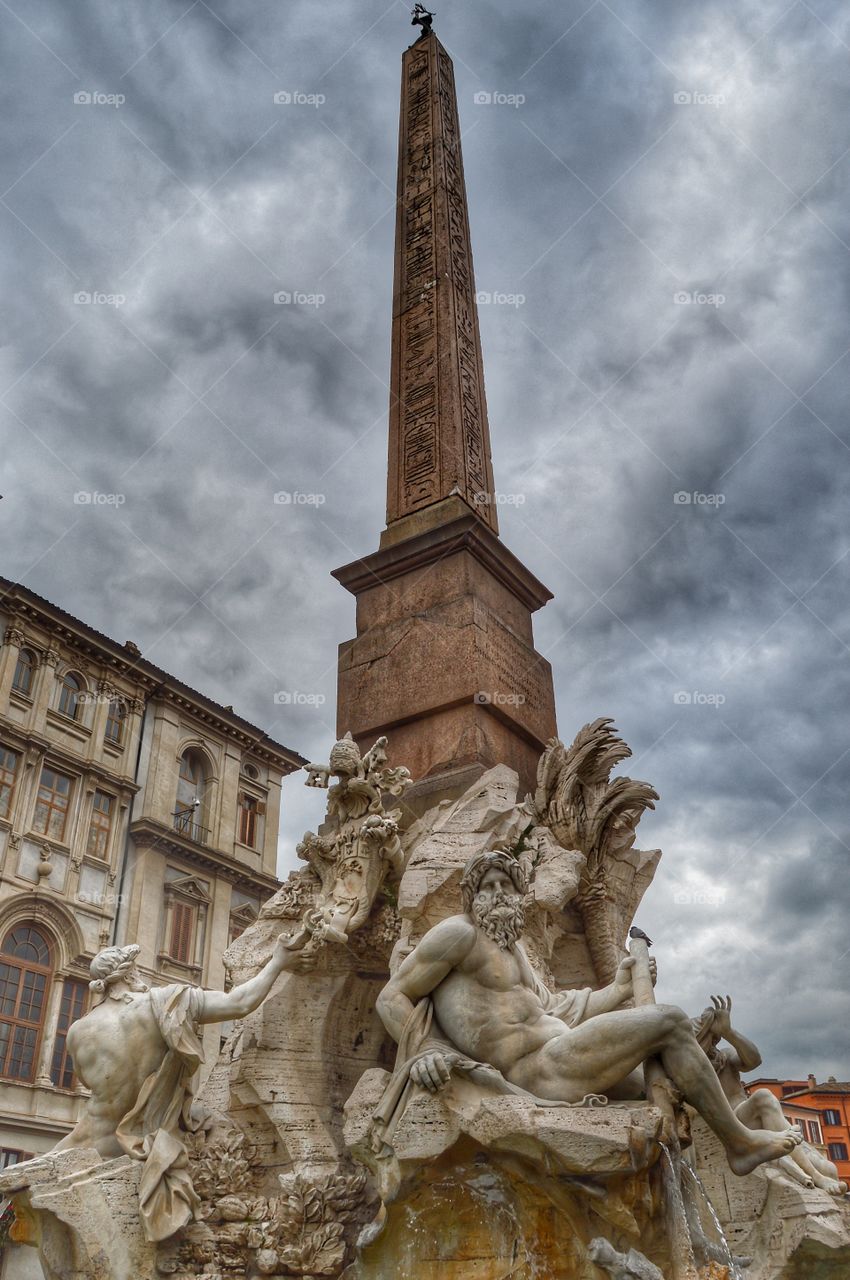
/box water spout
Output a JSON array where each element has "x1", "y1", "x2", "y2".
[
  {"x1": 660, "y1": 1144, "x2": 700, "y2": 1280},
  {"x1": 681, "y1": 1161, "x2": 749, "y2": 1278}
]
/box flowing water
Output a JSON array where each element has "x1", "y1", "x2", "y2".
[
  {"x1": 680, "y1": 1159, "x2": 746, "y2": 1279},
  {"x1": 660, "y1": 1144, "x2": 700, "y2": 1280}
]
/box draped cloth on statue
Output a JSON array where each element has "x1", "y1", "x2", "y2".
[
  {"x1": 115, "y1": 984, "x2": 205, "y2": 1242},
  {"x1": 371, "y1": 948, "x2": 594, "y2": 1156}
]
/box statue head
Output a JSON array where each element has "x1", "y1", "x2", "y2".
[
  {"x1": 461, "y1": 850, "x2": 530, "y2": 949},
  {"x1": 89, "y1": 943, "x2": 147, "y2": 996},
  {"x1": 460, "y1": 850, "x2": 529, "y2": 912}
]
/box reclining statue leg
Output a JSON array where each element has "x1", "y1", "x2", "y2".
[
  {"x1": 511, "y1": 1004, "x2": 802, "y2": 1176},
  {"x1": 735, "y1": 1089, "x2": 847, "y2": 1193}
]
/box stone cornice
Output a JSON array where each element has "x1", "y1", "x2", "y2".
[
  {"x1": 0, "y1": 578, "x2": 306, "y2": 772},
  {"x1": 332, "y1": 513, "x2": 553, "y2": 614},
  {"x1": 130, "y1": 817, "x2": 280, "y2": 895},
  {"x1": 0, "y1": 719, "x2": 141, "y2": 792}
]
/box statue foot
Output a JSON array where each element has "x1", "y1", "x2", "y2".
[
  {"x1": 727, "y1": 1126, "x2": 801, "y2": 1177},
  {"x1": 810, "y1": 1172, "x2": 847, "y2": 1196},
  {"x1": 777, "y1": 1154, "x2": 814, "y2": 1188}
]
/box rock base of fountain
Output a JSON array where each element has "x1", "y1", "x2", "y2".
[
  {"x1": 689, "y1": 1114, "x2": 850, "y2": 1280},
  {"x1": 0, "y1": 1149, "x2": 156, "y2": 1280}
]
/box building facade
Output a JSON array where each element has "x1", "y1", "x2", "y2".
[
  {"x1": 747, "y1": 1075, "x2": 850, "y2": 1183},
  {"x1": 0, "y1": 578, "x2": 304, "y2": 1168}
]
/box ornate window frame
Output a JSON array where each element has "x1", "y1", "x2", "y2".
[{"x1": 159, "y1": 872, "x2": 210, "y2": 979}]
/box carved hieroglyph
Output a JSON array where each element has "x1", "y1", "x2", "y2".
[{"x1": 387, "y1": 33, "x2": 498, "y2": 528}]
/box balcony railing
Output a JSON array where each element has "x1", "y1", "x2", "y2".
[{"x1": 172, "y1": 812, "x2": 210, "y2": 846}]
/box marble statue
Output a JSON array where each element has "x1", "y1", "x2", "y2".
[
  {"x1": 527, "y1": 720, "x2": 660, "y2": 986},
  {"x1": 296, "y1": 732, "x2": 411, "y2": 947},
  {"x1": 375, "y1": 849, "x2": 802, "y2": 1177},
  {"x1": 50, "y1": 933, "x2": 314, "y2": 1242},
  {"x1": 693, "y1": 994, "x2": 848, "y2": 1195}
]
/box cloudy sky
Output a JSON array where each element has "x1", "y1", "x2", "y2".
[{"x1": 2, "y1": 0, "x2": 849, "y2": 1079}]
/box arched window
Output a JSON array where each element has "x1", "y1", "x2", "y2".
[
  {"x1": 175, "y1": 749, "x2": 208, "y2": 844},
  {"x1": 12, "y1": 649, "x2": 35, "y2": 696},
  {"x1": 57, "y1": 672, "x2": 83, "y2": 720},
  {"x1": 104, "y1": 700, "x2": 125, "y2": 745},
  {"x1": 0, "y1": 925, "x2": 53, "y2": 1082}
]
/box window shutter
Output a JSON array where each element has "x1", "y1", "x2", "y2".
[{"x1": 170, "y1": 902, "x2": 194, "y2": 964}]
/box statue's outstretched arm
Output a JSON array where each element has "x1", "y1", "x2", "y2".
[{"x1": 199, "y1": 929, "x2": 310, "y2": 1023}]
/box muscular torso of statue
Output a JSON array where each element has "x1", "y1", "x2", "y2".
[
  {"x1": 64, "y1": 995, "x2": 174, "y2": 1157},
  {"x1": 431, "y1": 921, "x2": 565, "y2": 1080}
]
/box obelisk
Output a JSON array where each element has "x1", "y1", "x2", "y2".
[{"x1": 333, "y1": 21, "x2": 557, "y2": 801}]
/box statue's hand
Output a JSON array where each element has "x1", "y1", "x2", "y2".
[
  {"x1": 272, "y1": 927, "x2": 315, "y2": 972},
  {"x1": 409, "y1": 1051, "x2": 457, "y2": 1093},
  {"x1": 614, "y1": 955, "x2": 657, "y2": 999},
  {"x1": 615, "y1": 955, "x2": 637, "y2": 997},
  {"x1": 710, "y1": 994, "x2": 732, "y2": 1036}
]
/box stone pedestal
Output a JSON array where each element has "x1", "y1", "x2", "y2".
[
  {"x1": 343, "y1": 1070, "x2": 670, "y2": 1280},
  {"x1": 334, "y1": 500, "x2": 557, "y2": 799}
]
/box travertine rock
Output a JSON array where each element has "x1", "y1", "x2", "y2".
[
  {"x1": 392, "y1": 758, "x2": 659, "y2": 995},
  {"x1": 588, "y1": 1236, "x2": 665, "y2": 1279},
  {"x1": 345, "y1": 1068, "x2": 663, "y2": 1202},
  {"x1": 0, "y1": 1150, "x2": 156, "y2": 1280},
  {"x1": 689, "y1": 1113, "x2": 850, "y2": 1280}
]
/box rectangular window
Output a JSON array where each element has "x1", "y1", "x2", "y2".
[
  {"x1": 86, "y1": 790, "x2": 114, "y2": 860},
  {"x1": 50, "y1": 979, "x2": 87, "y2": 1089},
  {"x1": 0, "y1": 1148, "x2": 32, "y2": 1169},
  {"x1": 804, "y1": 1118, "x2": 823, "y2": 1145},
  {"x1": 823, "y1": 1109, "x2": 842, "y2": 1126},
  {"x1": 238, "y1": 794, "x2": 258, "y2": 848},
  {"x1": 828, "y1": 1143, "x2": 848, "y2": 1162},
  {"x1": 104, "y1": 701, "x2": 125, "y2": 745},
  {"x1": 32, "y1": 767, "x2": 73, "y2": 840},
  {"x1": 169, "y1": 901, "x2": 196, "y2": 965},
  {"x1": 0, "y1": 746, "x2": 19, "y2": 820}
]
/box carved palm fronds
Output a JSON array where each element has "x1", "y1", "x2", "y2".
[{"x1": 528, "y1": 719, "x2": 658, "y2": 986}]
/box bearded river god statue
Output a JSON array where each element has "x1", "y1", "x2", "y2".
[{"x1": 371, "y1": 849, "x2": 801, "y2": 1180}]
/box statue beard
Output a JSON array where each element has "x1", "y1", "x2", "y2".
[{"x1": 472, "y1": 890, "x2": 525, "y2": 949}]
